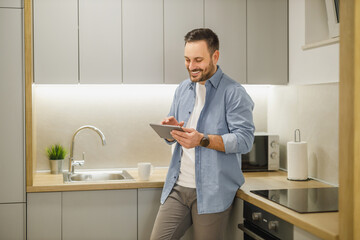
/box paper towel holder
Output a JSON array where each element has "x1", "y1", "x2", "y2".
[{"x1": 294, "y1": 129, "x2": 301, "y2": 142}]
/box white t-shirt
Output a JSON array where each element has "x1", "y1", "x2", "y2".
[{"x1": 176, "y1": 83, "x2": 206, "y2": 188}]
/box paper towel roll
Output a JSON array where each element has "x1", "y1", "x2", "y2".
[{"x1": 287, "y1": 141, "x2": 308, "y2": 180}]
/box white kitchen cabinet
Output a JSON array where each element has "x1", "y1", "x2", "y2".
[
  {"x1": 205, "y1": 0, "x2": 247, "y2": 84},
  {"x1": 79, "y1": 0, "x2": 122, "y2": 84},
  {"x1": 138, "y1": 188, "x2": 162, "y2": 240},
  {"x1": 0, "y1": 8, "x2": 25, "y2": 204},
  {"x1": 0, "y1": 203, "x2": 26, "y2": 240},
  {"x1": 0, "y1": 0, "x2": 23, "y2": 8},
  {"x1": 164, "y1": 0, "x2": 204, "y2": 84},
  {"x1": 122, "y1": 0, "x2": 163, "y2": 84},
  {"x1": 33, "y1": 0, "x2": 78, "y2": 84},
  {"x1": 62, "y1": 190, "x2": 137, "y2": 240},
  {"x1": 31, "y1": 0, "x2": 288, "y2": 85},
  {"x1": 247, "y1": 0, "x2": 288, "y2": 85},
  {"x1": 226, "y1": 198, "x2": 244, "y2": 240},
  {"x1": 27, "y1": 192, "x2": 62, "y2": 240},
  {"x1": 0, "y1": 8, "x2": 25, "y2": 240}
]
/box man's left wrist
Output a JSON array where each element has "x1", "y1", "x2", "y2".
[{"x1": 199, "y1": 133, "x2": 210, "y2": 147}]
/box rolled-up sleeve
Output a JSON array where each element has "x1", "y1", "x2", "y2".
[{"x1": 222, "y1": 86, "x2": 255, "y2": 154}]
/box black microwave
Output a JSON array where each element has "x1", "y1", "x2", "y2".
[{"x1": 241, "y1": 133, "x2": 280, "y2": 172}]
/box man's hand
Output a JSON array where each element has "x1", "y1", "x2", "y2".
[
  {"x1": 161, "y1": 116, "x2": 184, "y2": 142},
  {"x1": 161, "y1": 116, "x2": 184, "y2": 127},
  {"x1": 170, "y1": 127, "x2": 203, "y2": 149}
]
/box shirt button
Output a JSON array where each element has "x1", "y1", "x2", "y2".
[
  {"x1": 189, "y1": 111, "x2": 191, "y2": 114},
  {"x1": 174, "y1": 176, "x2": 177, "y2": 179}
]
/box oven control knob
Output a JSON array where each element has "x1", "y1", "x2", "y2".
[
  {"x1": 270, "y1": 152, "x2": 277, "y2": 159},
  {"x1": 252, "y1": 212, "x2": 262, "y2": 221},
  {"x1": 270, "y1": 141, "x2": 278, "y2": 148},
  {"x1": 268, "y1": 220, "x2": 279, "y2": 231}
]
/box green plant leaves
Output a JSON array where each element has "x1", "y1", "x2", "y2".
[{"x1": 46, "y1": 144, "x2": 67, "y2": 160}]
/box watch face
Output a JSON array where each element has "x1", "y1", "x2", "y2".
[{"x1": 200, "y1": 137, "x2": 210, "y2": 147}]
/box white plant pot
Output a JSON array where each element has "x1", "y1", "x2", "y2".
[{"x1": 49, "y1": 159, "x2": 64, "y2": 174}]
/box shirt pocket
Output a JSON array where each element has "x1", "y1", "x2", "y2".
[
  {"x1": 201, "y1": 110, "x2": 229, "y2": 135},
  {"x1": 177, "y1": 102, "x2": 193, "y2": 124},
  {"x1": 176, "y1": 93, "x2": 195, "y2": 123}
]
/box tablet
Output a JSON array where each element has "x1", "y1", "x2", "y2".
[{"x1": 149, "y1": 123, "x2": 184, "y2": 140}]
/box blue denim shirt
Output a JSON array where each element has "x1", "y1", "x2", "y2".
[{"x1": 161, "y1": 66, "x2": 255, "y2": 214}]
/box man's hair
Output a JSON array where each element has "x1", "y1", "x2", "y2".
[{"x1": 184, "y1": 28, "x2": 219, "y2": 56}]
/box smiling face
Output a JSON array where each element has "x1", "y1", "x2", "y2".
[{"x1": 184, "y1": 40, "x2": 219, "y2": 84}]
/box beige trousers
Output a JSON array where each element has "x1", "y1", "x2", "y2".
[{"x1": 150, "y1": 184, "x2": 233, "y2": 240}]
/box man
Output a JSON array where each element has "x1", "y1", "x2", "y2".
[{"x1": 151, "y1": 28, "x2": 255, "y2": 240}]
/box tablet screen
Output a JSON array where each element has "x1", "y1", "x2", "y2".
[{"x1": 149, "y1": 123, "x2": 184, "y2": 140}]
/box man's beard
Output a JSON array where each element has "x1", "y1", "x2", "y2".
[{"x1": 188, "y1": 61, "x2": 216, "y2": 83}]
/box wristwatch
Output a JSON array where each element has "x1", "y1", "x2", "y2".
[{"x1": 199, "y1": 134, "x2": 210, "y2": 147}]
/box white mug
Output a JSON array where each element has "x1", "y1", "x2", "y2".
[{"x1": 138, "y1": 162, "x2": 153, "y2": 181}]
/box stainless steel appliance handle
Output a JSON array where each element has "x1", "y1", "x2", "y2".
[{"x1": 238, "y1": 224, "x2": 265, "y2": 240}]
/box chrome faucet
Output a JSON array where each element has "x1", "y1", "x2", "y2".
[{"x1": 68, "y1": 125, "x2": 106, "y2": 174}]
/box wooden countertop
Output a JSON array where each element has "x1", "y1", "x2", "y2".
[
  {"x1": 28, "y1": 169, "x2": 338, "y2": 240},
  {"x1": 27, "y1": 168, "x2": 168, "y2": 193}
]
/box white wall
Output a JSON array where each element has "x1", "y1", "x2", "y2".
[
  {"x1": 289, "y1": 0, "x2": 339, "y2": 85},
  {"x1": 34, "y1": 84, "x2": 268, "y2": 171},
  {"x1": 267, "y1": 0, "x2": 339, "y2": 185}
]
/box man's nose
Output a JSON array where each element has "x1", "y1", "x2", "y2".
[{"x1": 188, "y1": 61, "x2": 197, "y2": 70}]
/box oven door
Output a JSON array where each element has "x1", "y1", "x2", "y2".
[{"x1": 238, "y1": 221, "x2": 279, "y2": 240}]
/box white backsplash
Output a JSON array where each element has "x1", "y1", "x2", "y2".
[
  {"x1": 34, "y1": 84, "x2": 269, "y2": 171},
  {"x1": 267, "y1": 83, "x2": 339, "y2": 185}
]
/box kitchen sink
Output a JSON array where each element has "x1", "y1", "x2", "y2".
[{"x1": 64, "y1": 170, "x2": 134, "y2": 183}]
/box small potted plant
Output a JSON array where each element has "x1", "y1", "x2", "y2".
[{"x1": 46, "y1": 144, "x2": 67, "y2": 174}]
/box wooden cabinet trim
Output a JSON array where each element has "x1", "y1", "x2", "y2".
[
  {"x1": 339, "y1": 0, "x2": 360, "y2": 239},
  {"x1": 25, "y1": 0, "x2": 33, "y2": 186}
]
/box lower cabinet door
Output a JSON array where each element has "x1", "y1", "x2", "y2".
[
  {"x1": 27, "y1": 192, "x2": 62, "y2": 240},
  {"x1": 0, "y1": 203, "x2": 25, "y2": 240},
  {"x1": 226, "y1": 198, "x2": 244, "y2": 240},
  {"x1": 62, "y1": 189, "x2": 137, "y2": 240},
  {"x1": 137, "y1": 188, "x2": 162, "y2": 240}
]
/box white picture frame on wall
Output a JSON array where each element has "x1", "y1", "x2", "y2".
[{"x1": 325, "y1": 0, "x2": 339, "y2": 38}]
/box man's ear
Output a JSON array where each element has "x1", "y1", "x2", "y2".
[{"x1": 212, "y1": 50, "x2": 220, "y2": 64}]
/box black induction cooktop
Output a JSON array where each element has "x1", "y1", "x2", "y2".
[{"x1": 250, "y1": 187, "x2": 338, "y2": 213}]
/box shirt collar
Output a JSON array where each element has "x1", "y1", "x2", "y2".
[
  {"x1": 187, "y1": 65, "x2": 223, "y2": 90},
  {"x1": 207, "y1": 65, "x2": 223, "y2": 89}
]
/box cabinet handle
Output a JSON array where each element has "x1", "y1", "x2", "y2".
[{"x1": 238, "y1": 224, "x2": 265, "y2": 240}]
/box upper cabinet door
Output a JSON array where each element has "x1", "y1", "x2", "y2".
[
  {"x1": 247, "y1": 0, "x2": 288, "y2": 85},
  {"x1": 0, "y1": 8, "x2": 25, "y2": 203},
  {"x1": 79, "y1": 0, "x2": 122, "y2": 84},
  {"x1": 164, "y1": 0, "x2": 203, "y2": 84},
  {"x1": 122, "y1": 0, "x2": 163, "y2": 84},
  {"x1": 33, "y1": 0, "x2": 78, "y2": 84},
  {"x1": 205, "y1": 0, "x2": 246, "y2": 84},
  {"x1": 0, "y1": 0, "x2": 23, "y2": 8}
]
